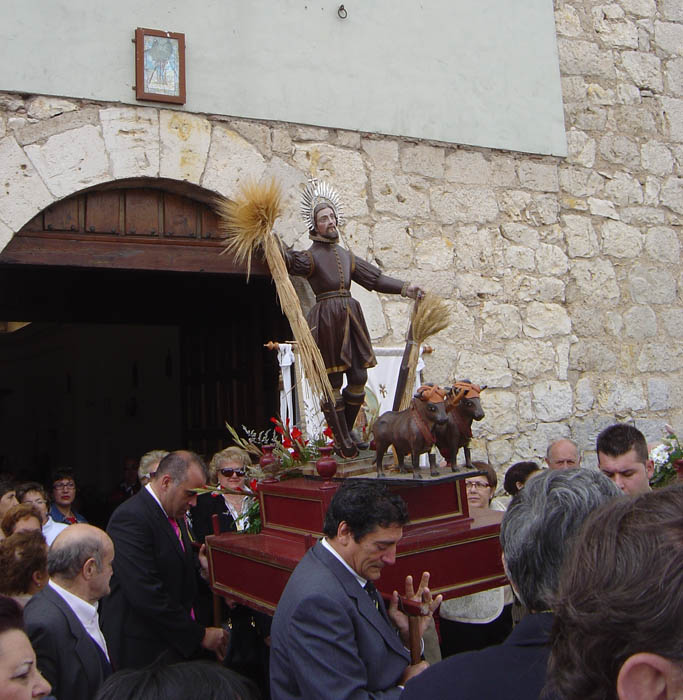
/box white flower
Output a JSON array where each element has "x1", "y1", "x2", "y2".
[{"x1": 649, "y1": 443, "x2": 671, "y2": 468}]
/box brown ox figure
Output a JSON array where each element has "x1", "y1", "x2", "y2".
[
  {"x1": 372, "y1": 384, "x2": 448, "y2": 479},
  {"x1": 433, "y1": 380, "x2": 486, "y2": 471}
]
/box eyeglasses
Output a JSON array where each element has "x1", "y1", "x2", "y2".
[
  {"x1": 220, "y1": 468, "x2": 245, "y2": 478},
  {"x1": 53, "y1": 482, "x2": 75, "y2": 491},
  {"x1": 466, "y1": 481, "x2": 491, "y2": 491}
]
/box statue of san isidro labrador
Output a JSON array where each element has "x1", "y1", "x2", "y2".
[{"x1": 282, "y1": 180, "x2": 423, "y2": 459}]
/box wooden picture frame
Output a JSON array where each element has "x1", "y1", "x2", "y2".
[{"x1": 134, "y1": 27, "x2": 186, "y2": 104}]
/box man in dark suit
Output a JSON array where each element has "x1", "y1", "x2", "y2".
[
  {"x1": 24, "y1": 523, "x2": 114, "y2": 700},
  {"x1": 401, "y1": 469, "x2": 619, "y2": 700},
  {"x1": 270, "y1": 481, "x2": 441, "y2": 699},
  {"x1": 101, "y1": 450, "x2": 228, "y2": 669}
]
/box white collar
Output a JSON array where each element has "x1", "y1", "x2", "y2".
[
  {"x1": 321, "y1": 537, "x2": 367, "y2": 589},
  {"x1": 145, "y1": 482, "x2": 168, "y2": 518}
]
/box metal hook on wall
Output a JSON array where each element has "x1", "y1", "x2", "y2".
[{"x1": 337, "y1": 4, "x2": 348, "y2": 19}]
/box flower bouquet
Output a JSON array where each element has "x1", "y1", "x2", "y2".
[{"x1": 649, "y1": 425, "x2": 682, "y2": 488}]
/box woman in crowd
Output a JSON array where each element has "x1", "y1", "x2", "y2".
[
  {"x1": 15, "y1": 484, "x2": 66, "y2": 546},
  {"x1": 0, "y1": 594, "x2": 51, "y2": 699},
  {"x1": 0, "y1": 532, "x2": 48, "y2": 609},
  {"x1": 503, "y1": 461, "x2": 541, "y2": 497},
  {"x1": 137, "y1": 450, "x2": 169, "y2": 487},
  {"x1": 438, "y1": 462, "x2": 513, "y2": 657},
  {"x1": 1, "y1": 505, "x2": 42, "y2": 539},
  {"x1": 190, "y1": 447, "x2": 254, "y2": 542},
  {"x1": 49, "y1": 470, "x2": 87, "y2": 525}
]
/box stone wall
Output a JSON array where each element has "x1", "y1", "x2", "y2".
[{"x1": 0, "y1": 0, "x2": 681, "y2": 476}]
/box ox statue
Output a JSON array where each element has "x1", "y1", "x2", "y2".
[
  {"x1": 372, "y1": 384, "x2": 448, "y2": 479},
  {"x1": 433, "y1": 380, "x2": 486, "y2": 471}
]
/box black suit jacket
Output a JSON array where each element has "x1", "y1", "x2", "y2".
[
  {"x1": 401, "y1": 612, "x2": 554, "y2": 700},
  {"x1": 189, "y1": 491, "x2": 238, "y2": 542},
  {"x1": 25, "y1": 585, "x2": 111, "y2": 700},
  {"x1": 100, "y1": 487, "x2": 205, "y2": 669},
  {"x1": 270, "y1": 542, "x2": 410, "y2": 699}
]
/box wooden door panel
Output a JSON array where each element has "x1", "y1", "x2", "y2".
[
  {"x1": 164, "y1": 193, "x2": 199, "y2": 238},
  {"x1": 124, "y1": 190, "x2": 160, "y2": 235},
  {"x1": 85, "y1": 191, "x2": 121, "y2": 234},
  {"x1": 45, "y1": 198, "x2": 79, "y2": 232}
]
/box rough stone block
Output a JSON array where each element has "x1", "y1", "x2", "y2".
[
  {"x1": 24, "y1": 124, "x2": 109, "y2": 199},
  {"x1": 202, "y1": 125, "x2": 266, "y2": 198},
  {"x1": 370, "y1": 173, "x2": 430, "y2": 218},
  {"x1": 498, "y1": 190, "x2": 531, "y2": 220},
  {"x1": 335, "y1": 130, "x2": 361, "y2": 148},
  {"x1": 454, "y1": 272, "x2": 503, "y2": 300},
  {"x1": 517, "y1": 160, "x2": 559, "y2": 192},
  {"x1": 481, "y1": 302, "x2": 522, "y2": 340},
  {"x1": 609, "y1": 105, "x2": 657, "y2": 136},
  {"x1": 343, "y1": 221, "x2": 372, "y2": 259},
  {"x1": 661, "y1": 98, "x2": 683, "y2": 142},
  {"x1": 490, "y1": 154, "x2": 518, "y2": 187},
  {"x1": 588, "y1": 197, "x2": 620, "y2": 219},
  {"x1": 456, "y1": 351, "x2": 512, "y2": 388},
  {"x1": 575, "y1": 377, "x2": 595, "y2": 412},
  {"x1": 555, "y1": 5, "x2": 583, "y2": 36},
  {"x1": 445, "y1": 151, "x2": 492, "y2": 185},
  {"x1": 453, "y1": 225, "x2": 501, "y2": 270},
  {"x1": 641, "y1": 141, "x2": 674, "y2": 176},
  {"x1": 654, "y1": 21, "x2": 683, "y2": 56},
  {"x1": 505, "y1": 246, "x2": 536, "y2": 271},
  {"x1": 414, "y1": 236, "x2": 454, "y2": 271},
  {"x1": 568, "y1": 259, "x2": 620, "y2": 303},
  {"x1": 648, "y1": 378, "x2": 671, "y2": 410},
  {"x1": 569, "y1": 340, "x2": 618, "y2": 372},
  {"x1": 558, "y1": 39, "x2": 614, "y2": 77},
  {"x1": 486, "y1": 439, "x2": 514, "y2": 467},
  {"x1": 621, "y1": 51, "x2": 663, "y2": 91},
  {"x1": 260, "y1": 156, "x2": 308, "y2": 237},
  {"x1": 599, "y1": 379, "x2": 647, "y2": 412},
  {"x1": 620, "y1": 206, "x2": 666, "y2": 224},
  {"x1": 431, "y1": 186, "x2": 498, "y2": 224},
  {"x1": 478, "y1": 390, "x2": 518, "y2": 436},
  {"x1": 506, "y1": 339, "x2": 555, "y2": 378},
  {"x1": 587, "y1": 82, "x2": 616, "y2": 105},
  {"x1": 529, "y1": 195, "x2": 560, "y2": 225},
  {"x1": 661, "y1": 308, "x2": 683, "y2": 335},
  {"x1": 623, "y1": 304, "x2": 658, "y2": 337},
  {"x1": 371, "y1": 219, "x2": 414, "y2": 268},
  {"x1": 629, "y1": 265, "x2": 677, "y2": 304},
  {"x1": 562, "y1": 215, "x2": 599, "y2": 257},
  {"x1": 0, "y1": 135, "x2": 54, "y2": 231},
  {"x1": 272, "y1": 128, "x2": 293, "y2": 155},
  {"x1": 598, "y1": 134, "x2": 640, "y2": 167},
  {"x1": 620, "y1": 0, "x2": 656, "y2": 17},
  {"x1": 645, "y1": 226, "x2": 680, "y2": 262},
  {"x1": 351, "y1": 284, "x2": 387, "y2": 340},
  {"x1": 637, "y1": 344, "x2": 683, "y2": 372},
  {"x1": 605, "y1": 172, "x2": 644, "y2": 205},
  {"x1": 659, "y1": 0, "x2": 683, "y2": 20},
  {"x1": 562, "y1": 76, "x2": 588, "y2": 102},
  {"x1": 601, "y1": 220, "x2": 643, "y2": 257},
  {"x1": 400, "y1": 144, "x2": 445, "y2": 178},
  {"x1": 643, "y1": 176, "x2": 661, "y2": 206},
  {"x1": 295, "y1": 126, "x2": 330, "y2": 141},
  {"x1": 25, "y1": 96, "x2": 78, "y2": 120},
  {"x1": 538, "y1": 277, "x2": 566, "y2": 302},
  {"x1": 559, "y1": 166, "x2": 605, "y2": 198},
  {"x1": 292, "y1": 143, "x2": 368, "y2": 217},
  {"x1": 532, "y1": 380, "x2": 573, "y2": 421},
  {"x1": 566, "y1": 130, "x2": 596, "y2": 168},
  {"x1": 592, "y1": 8, "x2": 639, "y2": 48},
  {"x1": 567, "y1": 103, "x2": 608, "y2": 131},
  {"x1": 524, "y1": 301, "x2": 572, "y2": 338},
  {"x1": 666, "y1": 58, "x2": 683, "y2": 97},
  {"x1": 158, "y1": 111, "x2": 211, "y2": 184},
  {"x1": 13, "y1": 108, "x2": 99, "y2": 147},
  {"x1": 229, "y1": 120, "x2": 271, "y2": 157},
  {"x1": 660, "y1": 177, "x2": 683, "y2": 214},
  {"x1": 100, "y1": 107, "x2": 159, "y2": 180},
  {"x1": 501, "y1": 223, "x2": 539, "y2": 249},
  {"x1": 535, "y1": 243, "x2": 568, "y2": 275}
]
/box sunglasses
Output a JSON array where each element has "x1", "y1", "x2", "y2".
[{"x1": 220, "y1": 468, "x2": 245, "y2": 478}]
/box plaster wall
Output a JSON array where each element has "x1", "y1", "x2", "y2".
[
  {"x1": 0, "y1": 0, "x2": 682, "y2": 478},
  {"x1": 0, "y1": 0, "x2": 566, "y2": 156}
]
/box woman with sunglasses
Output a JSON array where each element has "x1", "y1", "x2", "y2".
[{"x1": 189, "y1": 447, "x2": 253, "y2": 544}]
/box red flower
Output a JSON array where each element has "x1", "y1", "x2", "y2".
[
  {"x1": 249, "y1": 478, "x2": 259, "y2": 492},
  {"x1": 291, "y1": 451, "x2": 300, "y2": 460},
  {"x1": 282, "y1": 437, "x2": 293, "y2": 449},
  {"x1": 291, "y1": 427, "x2": 302, "y2": 440},
  {"x1": 274, "y1": 425, "x2": 284, "y2": 435},
  {"x1": 323, "y1": 425, "x2": 334, "y2": 439},
  {"x1": 270, "y1": 417, "x2": 279, "y2": 425}
]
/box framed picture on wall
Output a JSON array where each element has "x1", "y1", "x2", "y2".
[{"x1": 134, "y1": 27, "x2": 186, "y2": 104}]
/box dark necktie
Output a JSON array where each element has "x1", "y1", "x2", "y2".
[{"x1": 364, "y1": 581, "x2": 382, "y2": 611}]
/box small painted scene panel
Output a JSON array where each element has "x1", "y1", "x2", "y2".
[{"x1": 143, "y1": 35, "x2": 180, "y2": 96}]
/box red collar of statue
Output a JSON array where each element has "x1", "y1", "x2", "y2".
[
  {"x1": 411, "y1": 401, "x2": 435, "y2": 447},
  {"x1": 450, "y1": 407, "x2": 473, "y2": 439}
]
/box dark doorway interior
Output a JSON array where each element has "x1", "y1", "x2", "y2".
[{"x1": 0, "y1": 264, "x2": 289, "y2": 527}]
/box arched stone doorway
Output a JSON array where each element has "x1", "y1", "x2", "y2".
[{"x1": 0, "y1": 180, "x2": 289, "y2": 525}]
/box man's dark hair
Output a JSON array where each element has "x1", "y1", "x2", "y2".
[
  {"x1": 154, "y1": 451, "x2": 208, "y2": 485},
  {"x1": 0, "y1": 478, "x2": 16, "y2": 499},
  {"x1": 546, "y1": 484, "x2": 683, "y2": 700},
  {"x1": 503, "y1": 461, "x2": 541, "y2": 496},
  {"x1": 48, "y1": 531, "x2": 105, "y2": 579},
  {"x1": 94, "y1": 660, "x2": 260, "y2": 700},
  {"x1": 0, "y1": 530, "x2": 48, "y2": 596},
  {"x1": 596, "y1": 423, "x2": 648, "y2": 464},
  {"x1": 500, "y1": 469, "x2": 618, "y2": 611},
  {"x1": 0, "y1": 593, "x2": 24, "y2": 635},
  {"x1": 16, "y1": 482, "x2": 48, "y2": 504},
  {"x1": 322, "y1": 481, "x2": 409, "y2": 541}
]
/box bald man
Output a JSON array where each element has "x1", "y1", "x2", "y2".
[
  {"x1": 545, "y1": 439, "x2": 581, "y2": 470},
  {"x1": 24, "y1": 524, "x2": 114, "y2": 700}
]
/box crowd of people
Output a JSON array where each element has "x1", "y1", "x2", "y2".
[{"x1": 0, "y1": 420, "x2": 680, "y2": 700}]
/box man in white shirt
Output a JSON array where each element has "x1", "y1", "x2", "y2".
[{"x1": 24, "y1": 523, "x2": 114, "y2": 700}]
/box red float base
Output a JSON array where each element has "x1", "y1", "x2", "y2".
[{"x1": 207, "y1": 474, "x2": 506, "y2": 616}]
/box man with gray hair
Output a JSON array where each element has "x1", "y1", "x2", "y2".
[
  {"x1": 101, "y1": 450, "x2": 228, "y2": 669},
  {"x1": 546, "y1": 438, "x2": 581, "y2": 470},
  {"x1": 24, "y1": 523, "x2": 114, "y2": 700},
  {"x1": 401, "y1": 469, "x2": 619, "y2": 700}
]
